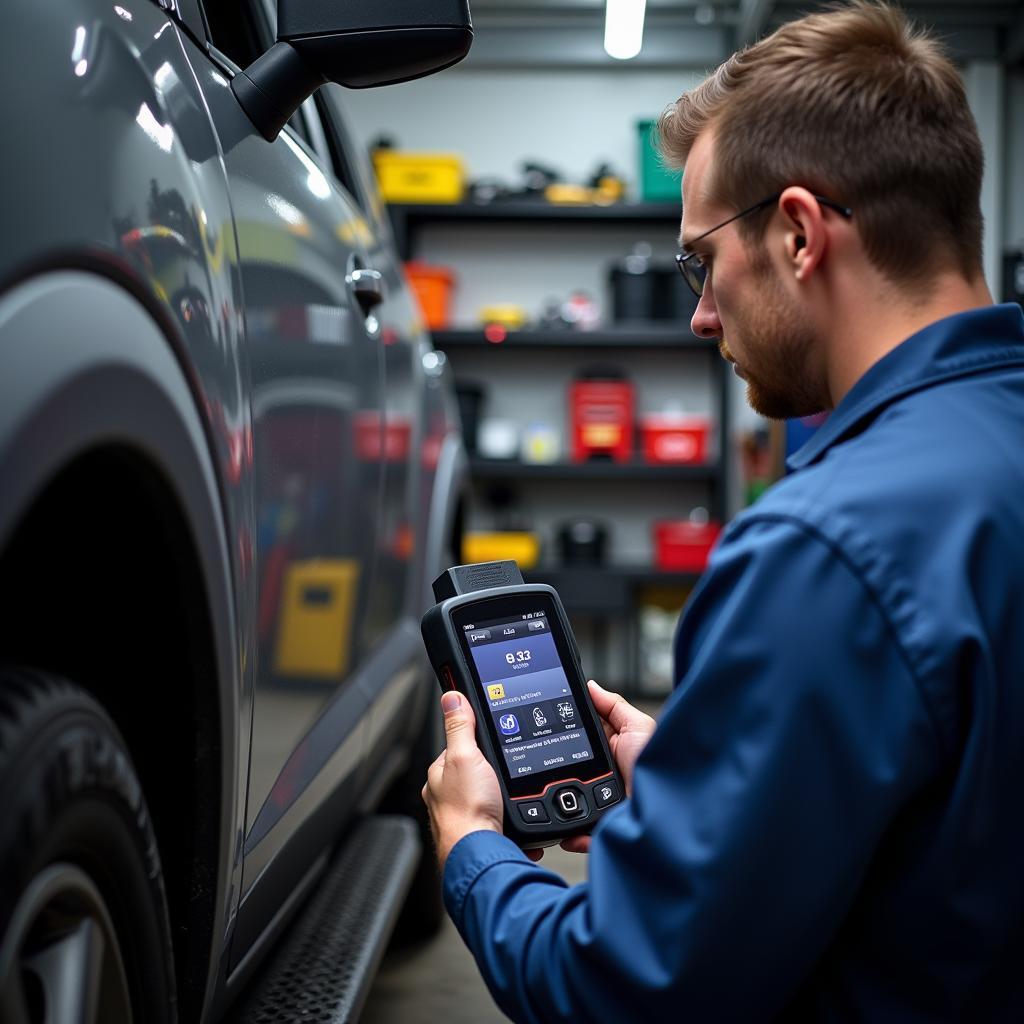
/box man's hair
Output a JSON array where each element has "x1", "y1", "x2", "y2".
[{"x1": 657, "y1": 1, "x2": 984, "y2": 285}]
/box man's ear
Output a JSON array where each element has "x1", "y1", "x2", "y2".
[{"x1": 778, "y1": 187, "x2": 826, "y2": 283}]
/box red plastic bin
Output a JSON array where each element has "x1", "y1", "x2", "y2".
[
  {"x1": 641, "y1": 415, "x2": 711, "y2": 464},
  {"x1": 654, "y1": 520, "x2": 722, "y2": 572}
]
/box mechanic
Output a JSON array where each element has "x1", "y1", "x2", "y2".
[{"x1": 422, "y1": 2, "x2": 1024, "y2": 1020}]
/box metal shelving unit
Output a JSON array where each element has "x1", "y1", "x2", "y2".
[{"x1": 389, "y1": 200, "x2": 727, "y2": 688}]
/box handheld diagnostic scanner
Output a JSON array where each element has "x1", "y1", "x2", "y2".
[{"x1": 421, "y1": 560, "x2": 624, "y2": 848}]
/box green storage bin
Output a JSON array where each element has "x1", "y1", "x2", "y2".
[{"x1": 637, "y1": 119, "x2": 682, "y2": 202}]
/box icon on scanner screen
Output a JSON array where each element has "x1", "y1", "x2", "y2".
[
  {"x1": 487, "y1": 683, "x2": 505, "y2": 701},
  {"x1": 532, "y1": 706, "x2": 547, "y2": 727},
  {"x1": 557, "y1": 701, "x2": 574, "y2": 722},
  {"x1": 499, "y1": 713, "x2": 520, "y2": 735}
]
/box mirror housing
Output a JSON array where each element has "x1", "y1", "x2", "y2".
[{"x1": 233, "y1": 0, "x2": 472, "y2": 142}]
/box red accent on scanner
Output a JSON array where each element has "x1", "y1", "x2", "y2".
[{"x1": 512, "y1": 771, "x2": 614, "y2": 801}]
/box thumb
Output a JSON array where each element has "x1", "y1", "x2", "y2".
[
  {"x1": 441, "y1": 690, "x2": 478, "y2": 753},
  {"x1": 587, "y1": 679, "x2": 619, "y2": 718},
  {"x1": 587, "y1": 679, "x2": 634, "y2": 732}
]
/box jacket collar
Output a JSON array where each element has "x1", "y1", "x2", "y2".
[{"x1": 787, "y1": 303, "x2": 1024, "y2": 471}]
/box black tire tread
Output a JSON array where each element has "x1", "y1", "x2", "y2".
[{"x1": 0, "y1": 666, "x2": 177, "y2": 1022}]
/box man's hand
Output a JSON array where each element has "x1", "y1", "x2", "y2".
[
  {"x1": 422, "y1": 691, "x2": 503, "y2": 870},
  {"x1": 560, "y1": 680, "x2": 657, "y2": 855}
]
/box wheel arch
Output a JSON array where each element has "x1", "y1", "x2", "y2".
[{"x1": 0, "y1": 270, "x2": 242, "y2": 1022}]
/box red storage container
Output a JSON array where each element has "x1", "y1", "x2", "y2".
[
  {"x1": 641, "y1": 414, "x2": 711, "y2": 464},
  {"x1": 654, "y1": 520, "x2": 722, "y2": 572},
  {"x1": 570, "y1": 378, "x2": 634, "y2": 462}
]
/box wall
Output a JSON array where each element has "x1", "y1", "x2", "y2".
[
  {"x1": 1006, "y1": 70, "x2": 1024, "y2": 256},
  {"x1": 964, "y1": 61, "x2": 1006, "y2": 296}
]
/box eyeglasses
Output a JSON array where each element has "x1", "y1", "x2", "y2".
[{"x1": 675, "y1": 193, "x2": 853, "y2": 297}]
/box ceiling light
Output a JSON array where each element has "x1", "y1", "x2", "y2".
[{"x1": 604, "y1": 0, "x2": 646, "y2": 61}]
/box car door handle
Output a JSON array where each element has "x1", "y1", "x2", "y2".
[{"x1": 346, "y1": 268, "x2": 385, "y2": 314}]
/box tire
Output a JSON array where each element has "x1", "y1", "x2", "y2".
[
  {"x1": 382, "y1": 683, "x2": 446, "y2": 945},
  {"x1": 0, "y1": 669, "x2": 177, "y2": 1023}
]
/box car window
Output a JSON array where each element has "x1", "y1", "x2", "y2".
[
  {"x1": 198, "y1": 0, "x2": 262, "y2": 70},
  {"x1": 312, "y1": 93, "x2": 370, "y2": 214}
]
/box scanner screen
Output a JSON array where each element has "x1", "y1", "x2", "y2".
[{"x1": 465, "y1": 612, "x2": 594, "y2": 780}]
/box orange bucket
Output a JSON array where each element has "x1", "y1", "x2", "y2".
[{"x1": 405, "y1": 262, "x2": 455, "y2": 330}]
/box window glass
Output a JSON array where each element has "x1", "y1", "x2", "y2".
[
  {"x1": 314, "y1": 92, "x2": 369, "y2": 214},
  {"x1": 199, "y1": 0, "x2": 262, "y2": 69}
]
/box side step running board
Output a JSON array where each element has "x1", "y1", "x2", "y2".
[{"x1": 231, "y1": 815, "x2": 421, "y2": 1024}]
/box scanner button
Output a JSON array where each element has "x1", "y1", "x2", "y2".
[
  {"x1": 518, "y1": 801, "x2": 549, "y2": 825},
  {"x1": 555, "y1": 787, "x2": 585, "y2": 819},
  {"x1": 593, "y1": 779, "x2": 621, "y2": 808}
]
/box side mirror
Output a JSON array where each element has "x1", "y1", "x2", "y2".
[{"x1": 233, "y1": 0, "x2": 473, "y2": 142}]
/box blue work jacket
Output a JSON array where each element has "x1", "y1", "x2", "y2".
[{"x1": 443, "y1": 303, "x2": 1024, "y2": 1023}]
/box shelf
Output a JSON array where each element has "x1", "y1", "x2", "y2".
[
  {"x1": 469, "y1": 458, "x2": 720, "y2": 482},
  {"x1": 388, "y1": 201, "x2": 683, "y2": 259},
  {"x1": 525, "y1": 566, "x2": 701, "y2": 585},
  {"x1": 388, "y1": 201, "x2": 681, "y2": 224},
  {"x1": 433, "y1": 326, "x2": 711, "y2": 350},
  {"x1": 523, "y1": 566, "x2": 701, "y2": 613}
]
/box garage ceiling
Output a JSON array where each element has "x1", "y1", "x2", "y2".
[{"x1": 464, "y1": 0, "x2": 1024, "y2": 68}]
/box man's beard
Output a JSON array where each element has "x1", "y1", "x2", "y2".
[{"x1": 720, "y1": 256, "x2": 827, "y2": 420}]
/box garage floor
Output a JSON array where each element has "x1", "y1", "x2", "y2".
[{"x1": 362, "y1": 844, "x2": 588, "y2": 1023}]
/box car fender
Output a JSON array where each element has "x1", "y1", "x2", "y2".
[{"x1": 0, "y1": 269, "x2": 242, "y2": 1019}]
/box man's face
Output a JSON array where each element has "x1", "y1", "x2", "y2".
[{"x1": 681, "y1": 133, "x2": 827, "y2": 419}]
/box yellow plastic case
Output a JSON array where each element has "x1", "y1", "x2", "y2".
[
  {"x1": 274, "y1": 559, "x2": 360, "y2": 678},
  {"x1": 373, "y1": 151, "x2": 465, "y2": 203},
  {"x1": 462, "y1": 532, "x2": 540, "y2": 569}
]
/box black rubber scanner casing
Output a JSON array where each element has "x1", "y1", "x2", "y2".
[{"x1": 421, "y1": 561, "x2": 623, "y2": 848}]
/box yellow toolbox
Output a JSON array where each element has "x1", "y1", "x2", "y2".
[
  {"x1": 373, "y1": 151, "x2": 465, "y2": 204},
  {"x1": 478, "y1": 304, "x2": 528, "y2": 329},
  {"x1": 274, "y1": 559, "x2": 360, "y2": 679},
  {"x1": 462, "y1": 532, "x2": 541, "y2": 570}
]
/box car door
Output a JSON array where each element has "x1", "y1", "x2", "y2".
[
  {"x1": 314, "y1": 90, "x2": 430, "y2": 780},
  {"x1": 195, "y1": 0, "x2": 385, "y2": 963}
]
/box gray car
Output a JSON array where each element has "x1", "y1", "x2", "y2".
[{"x1": 0, "y1": 1, "x2": 470, "y2": 1020}]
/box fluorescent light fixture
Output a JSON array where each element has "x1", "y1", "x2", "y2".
[{"x1": 604, "y1": 0, "x2": 646, "y2": 60}]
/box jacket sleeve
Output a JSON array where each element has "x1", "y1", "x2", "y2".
[{"x1": 442, "y1": 514, "x2": 941, "y2": 1024}]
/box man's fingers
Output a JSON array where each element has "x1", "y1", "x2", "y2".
[
  {"x1": 560, "y1": 835, "x2": 591, "y2": 855},
  {"x1": 587, "y1": 679, "x2": 639, "y2": 732},
  {"x1": 440, "y1": 690, "x2": 478, "y2": 758}
]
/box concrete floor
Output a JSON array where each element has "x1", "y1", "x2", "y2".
[{"x1": 361, "y1": 843, "x2": 589, "y2": 1023}]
